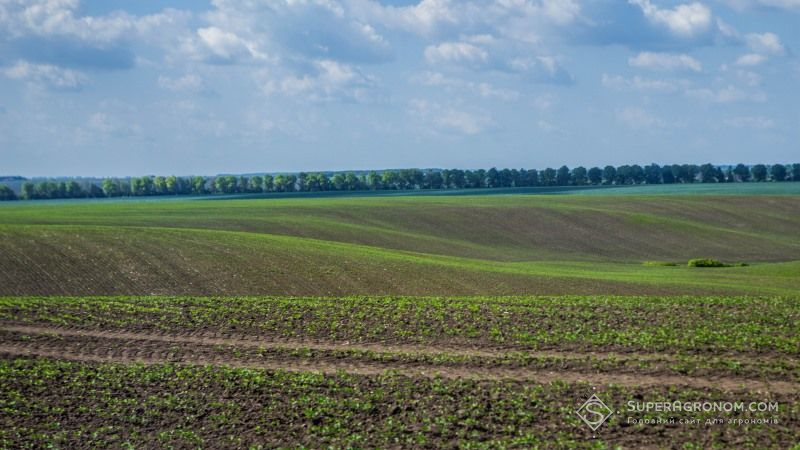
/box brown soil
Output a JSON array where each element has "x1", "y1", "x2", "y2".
[{"x1": 2, "y1": 324, "x2": 796, "y2": 394}]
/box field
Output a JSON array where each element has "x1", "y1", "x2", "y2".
[{"x1": 0, "y1": 184, "x2": 798, "y2": 448}]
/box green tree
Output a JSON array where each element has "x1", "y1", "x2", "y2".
[
  {"x1": 21, "y1": 182, "x2": 36, "y2": 199},
  {"x1": 733, "y1": 164, "x2": 750, "y2": 182},
  {"x1": 587, "y1": 167, "x2": 602, "y2": 185},
  {"x1": 571, "y1": 166, "x2": 588, "y2": 185},
  {"x1": 643, "y1": 164, "x2": 662, "y2": 184},
  {"x1": 791, "y1": 164, "x2": 800, "y2": 181},
  {"x1": 540, "y1": 168, "x2": 557, "y2": 186},
  {"x1": 555, "y1": 166, "x2": 571, "y2": 186},
  {"x1": 699, "y1": 163, "x2": 717, "y2": 183},
  {"x1": 366, "y1": 171, "x2": 382, "y2": 190},
  {"x1": 770, "y1": 164, "x2": 787, "y2": 181},
  {"x1": 751, "y1": 164, "x2": 768, "y2": 182},
  {"x1": 65, "y1": 180, "x2": 85, "y2": 198},
  {"x1": 0, "y1": 184, "x2": 16, "y2": 201},
  {"x1": 602, "y1": 166, "x2": 616, "y2": 185}
]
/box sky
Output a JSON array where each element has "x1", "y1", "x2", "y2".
[{"x1": 0, "y1": 0, "x2": 798, "y2": 177}]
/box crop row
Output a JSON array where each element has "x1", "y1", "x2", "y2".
[
  {"x1": 1, "y1": 357, "x2": 797, "y2": 449},
  {"x1": 1, "y1": 296, "x2": 797, "y2": 354}
]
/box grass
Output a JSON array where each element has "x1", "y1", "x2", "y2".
[{"x1": 0, "y1": 188, "x2": 799, "y2": 296}]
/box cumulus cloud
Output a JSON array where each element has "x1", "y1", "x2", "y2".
[
  {"x1": 616, "y1": 106, "x2": 666, "y2": 128},
  {"x1": 262, "y1": 59, "x2": 375, "y2": 102},
  {"x1": 628, "y1": 51, "x2": 702, "y2": 71},
  {"x1": 629, "y1": 0, "x2": 712, "y2": 37},
  {"x1": 1, "y1": 60, "x2": 86, "y2": 90},
  {"x1": 735, "y1": 53, "x2": 767, "y2": 66},
  {"x1": 0, "y1": 0, "x2": 187, "y2": 70},
  {"x1": 745, "y1": 32, "x2": 785, "y2": 55},
  {"x1": 424, "y1": 42, "x2": 489, "y2": 67},
  {"x1": 409, "y1": 98, "x2": 493, "y2": 135},
  {"x1": 601, "y1": 74, "x2": 687, "y2": 92},
  {"x1": 186, "y1": 26, "x2": 266, "y2": 64},
  {"x1": 686, "y1": 85, "x2": 766, "y2": 102},
  {"x1": 412, "y1": 72, "x2": 519, "y2": 101}
]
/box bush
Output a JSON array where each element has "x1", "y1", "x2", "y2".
[
  {"x1": 687, "y1": 259, "x2": 748, "y2": 268},
  {"x1": 688, "y1": 259, "x2": 726, "y2": 267}
]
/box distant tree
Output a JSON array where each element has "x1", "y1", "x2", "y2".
[
  {"x1": 0, "y1": 184, "x2": 16, "y2": 201},
  {"x1": 540, "y1": 168, "x2": 557, "y2": 186},
  {"x1": 450, "y1": 169, "x2": 466, "y2": 188},
  {"x1": 751, "y1": 164, "x2": 768, "y2": 182},
  {"x1": 555, "y1": 166, "x2": 571, "y2": 186},
  {"x1": 587, "y1": 167, "x2": 602, "y2": 185},
  {"x1": 661, "y1": 166, "x2": 675, "y2": 184},
  {"x1": 644, "y1": 164, "x2": 662, "y2": 184},
  {"x1": 381, "y1": 171, "x2": 400, "y2": 190},
  {"x1": 615, "y1": 165, "x2": 632, "y2": 184},
  {"x1": 262, "y1": 175, "x2": 273, "y2": 193},
  {"x1": 602, "y1": 166, "x2": 616, "y2": 185},
  {"x1": 571, "y1": 166, "x2": 588, "y2": 185},
  {"x1": 714, "y1": 167, "x2": 726, "y2": 183},
  {"x1": 331, "y1": 173, "x2": 346, "y2": 191},
  {"x1": 214, "y1": 175, "x2": 238, "y2": 194},
  {"x1": 524, "y1": 169, "x2": 540, "y2": 187},
  {"x1": 424, "y1": 171, "x2": 444, "y2": 189},
  {"x1": 630, "y1": 165, "x2": 645, "y2": 184},
  {"x1": 366, "y1": 171, "x2": 382, "y2": 190},
  {"x1": 21, "y1": 182, "x2": 36, "y2": 199},
  {"x1": 86, "y1": 184, "x2": 105, "y2": 198},
  {"x1": 153, "y1": 176, "x2": 167, "y2": 195},
  {"x1": 238, "y1": 176, "x2": 249, "y2": 193},
  {"x1": 65, "y1": 180, "x2": 85, "y2": 198},
  {"x1": 733, "y1": 164, "x2": 750, "y2": 182},
  {"x1": 770, "y1": 164, "x2": 787, "y2": 182},
  {"x1": 485, "y1": 168, "x2": 500, "y2": 188},
  {"x1": 510, "y1": 169, "x2": 523, "y2": 187},
  {"x1": 192, "y1": 176, "x2": 207, "y2": 194},
  {"x1": 699, "y1": 163, "x2": 717, "y2": 183},
  {"x1": 791, "y1": 164, "x2": 800, "y2": 182},
  {"x1": 498, "y1": 168, "x2": 513, "y2": 187}
]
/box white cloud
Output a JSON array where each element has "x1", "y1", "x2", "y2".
[
  {"x1": 187, "y1": 26, "x2": 266, "y2": 64},
  {"x1": 413, "y1": 72, "x2": 519, "y2": 100},
  {"x1": 1, "y1": 60, "x2": 85, "y2": 89},
  {"x1": 158, "y1": 74, "x2": 204, "y2": 92},
  {"x1": 628, "y1": 52, "x2": 702, "y2": 71},
  {"x1": 686, "y1": 85, "x2": 766, "y2": 102},
  {"x1": 262, "y1": 60, "x2": 374, "y2": 102},
  {"x1": 409, "y1": 98, "x2": 493, "y2": 134},
  {"x1": 616, "y1": 106, "x2": 666, "y2": 128},
  {"x1": 718, "y1": 0, "x2": 800, "y2": 10},
  {"x1": 735, "y1": 53, "x2": 766, "y2": 66},
  {"x1": 601, "y1": 74, "x2": 684, "y2": 92},
  {"x1": 629, "y1": 0, "x2": 712, "y2": 37},
  {"x1": 722, "y1": 116, "x2": 775, "y2": 129},
  {"x1": 424, "y1": 42, "x2": 489, "y2": 67},
  {"x1": 745, "y1": 32, "x2": 784, "y2": 55}
]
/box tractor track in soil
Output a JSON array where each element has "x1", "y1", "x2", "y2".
[{"x1": 0, "y1": 324, "x2": 796, "y2": 394}]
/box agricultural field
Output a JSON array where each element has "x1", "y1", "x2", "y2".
[{"x1": 0, "y1": 186, "x2": 798, "y2": 448}]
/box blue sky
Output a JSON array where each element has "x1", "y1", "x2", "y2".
[{"x1": 1, "y1": 0, "x2": 798, "y2": 177}]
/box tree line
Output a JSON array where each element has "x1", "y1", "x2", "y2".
[{"x1": 2, "y1": 162, "x2": 799, "y2": 201}]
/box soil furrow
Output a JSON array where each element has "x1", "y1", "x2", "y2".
[
  {"x1": 1, "y1": 323, "x2": 790, "y2": 364},
  {"x1": 0, "y1": 336, "x2": 796, "y2": 394}
]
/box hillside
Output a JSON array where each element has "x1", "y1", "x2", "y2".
[{"x1": 1, "y1": 190, "x2": 799, "y2": 296}]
